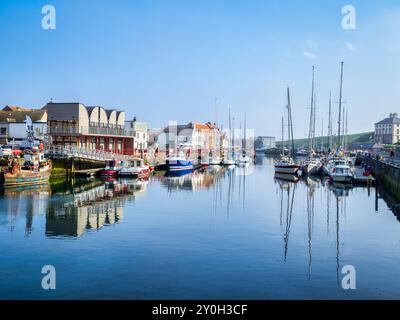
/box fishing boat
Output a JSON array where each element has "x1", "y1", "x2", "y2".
[
  {"x1": 166, "y1": 152, "x2": 193, "y2": 172},
  {"x1": 0, "y1": 148, "x2": 52, "y2": 187},
  {"x1": 119, "y1": 158, "x2": 150, "y2": 178},
  {"x1": 101, "y1": 159, "x2": 121, "y2": 177}
]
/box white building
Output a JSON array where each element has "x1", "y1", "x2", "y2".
[
  {"x1": 125, "y1": 117, "x2": 148, "y2": 155},
  {"x1": 0, "y1": 106, "x2": 47, "y2": 144},
  {"x1": 375, "y1": 113, "x2": 400, "y2": 144}
]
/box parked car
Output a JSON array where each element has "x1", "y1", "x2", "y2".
[
  {"x1": 0, "y1": 145, "x2": 22, "y2": 157},
  {"x1": 0, "y1": 145, "x2": 12, "y2": 157}
]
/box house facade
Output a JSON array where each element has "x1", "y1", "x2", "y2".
[
  {"x1": 150, "y1": 121, "x2": 224, "y2": 157},
  {"x1": 125, "y1": 117, "x2": 148, "y2": 155},
  {"x1": 375, "y1": 113, "x2": 400, "y2": 144},
  {"x1": 43, "y1": 102, "x2": 135, "y2": 155}
]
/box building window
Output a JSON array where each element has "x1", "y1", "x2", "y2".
[
  {"x1": 0, "y1": 128, "x2": 7, "y2": 135},
  {"x1": 117, "y1": 140, "x2": 122, "y2": 152}
]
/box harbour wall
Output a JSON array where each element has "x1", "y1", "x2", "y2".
[
  {"x1": 359, "y1": 155, "x2": 400, "y2": 199},
  {"x1": 50, "y1": 157, "x2": 104, "y2": 177}
]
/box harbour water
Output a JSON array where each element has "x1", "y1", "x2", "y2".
[{"x1": 1, "y1": 156, "x2": 400, "y2": 299}]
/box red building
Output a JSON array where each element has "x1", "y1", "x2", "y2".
[{"x1": 43, "y1": 102, "x2": 135, "y2": 155}]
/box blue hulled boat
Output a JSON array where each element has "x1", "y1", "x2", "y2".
[{"x1": 166, "y1": 153, "x2": 193, "y2": 172}]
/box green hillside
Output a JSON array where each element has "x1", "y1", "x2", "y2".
[{"x1": 276, "y1": 132, "x2": 374, "y2": 149}]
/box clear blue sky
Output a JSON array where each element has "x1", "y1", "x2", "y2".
[{"x1": 0, "y1": 0, "x2": 399, "y2": 138}]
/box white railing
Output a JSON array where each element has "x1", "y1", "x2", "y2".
[{"x1": 45, "y1": 145, "x2": 132, "y2": 162}]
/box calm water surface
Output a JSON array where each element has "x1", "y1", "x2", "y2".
[{"x1": 0, "y1": 157, "x2": 400, "y2": 299}]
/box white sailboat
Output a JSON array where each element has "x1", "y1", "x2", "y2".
[
  {"x1": 303, "y1": 66, "x2": 321, "y2": 176},
  {"x1": 223, "y1": 108, "x2": 236, "y2": 165},
  {"x1": 274, "y1": 87, "x2": 300, "y2": 175},
  {"x1": 237, "y1": 112, "x2": 251, "y2": 165}
]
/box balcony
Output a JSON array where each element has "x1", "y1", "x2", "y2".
[{"x1": 48, "y1": 125, "x2": 134, "y2": 137}]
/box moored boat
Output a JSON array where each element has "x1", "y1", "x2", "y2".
[
  {"x1": 274, "y1": 157, "x2": 300, "y2": 175},
  {"x1": 119, "y1": 158, "x2": 150, "y2": 178},
  {"x1": 101, "y1": 160, "x2": 121, "y2": 177},
  {"x1": 166, "y1": 153, "x2": 193, "y2": 171},
  {"x1": 329, "y1": 164, "x2": 354, "y2": 183},
  {"x1": 0, "y1": 149, "x2": 52, "y2": 187}
]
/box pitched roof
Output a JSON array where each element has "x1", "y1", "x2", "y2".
[
  {"x1": 375, "y1": 116, "x2": 400, "y2": 125},
  {"x1": 2, "y1": 105, "x2": 33, "y2": 112},
  {"x1": 194, "y1": 123, "x2": 210, "y2": 130},
  {"x1": 0, "y1": 110, "x2": 47, "y2": 123}
]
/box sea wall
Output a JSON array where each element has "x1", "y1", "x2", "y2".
[
  {"x1": 50, "y1": 157, "x2": 104, "y2": 177},
  {"x1": 360, "y1": 155, "x2": 400, "y2": 199}
]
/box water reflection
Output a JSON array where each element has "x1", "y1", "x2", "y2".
[
  {"x1": 2, "y1": 158, "x2": 400, "y2": 298},
  {"x1": 46, "y1": 178, "x2": 148, "y2": 237},
  {"x1": 0, "y1": 184, "x2": 51, "y2": 236}
]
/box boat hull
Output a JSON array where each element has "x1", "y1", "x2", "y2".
[
  {"x1": 119, "y1": 167, "x2": 150, "y2": 179},
  {"x1": 274, "y1": 165, "x2": 299, "y2": 175},
  {"x1": 0, "y1": 166, "x2": 51, "y2": 187},
  {"x1": 166, "y1": 159, "x2": 193, "y2": 171},
  {"x1": 100, "y1": 170, "x2": 119, "y2": 176}
]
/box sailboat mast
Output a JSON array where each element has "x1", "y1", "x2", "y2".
[
  {"x1": 281, "y1": 116, "x2": 284, "y2": 155},
  {"x1": 308, "y1": 66, "x2": 315, "y2": 157},
  {"x1": 328, "y1": 91, "x2": 332, "y2": 150},
  {"x1": 313, "y1": 92, "x2": 316, "y2": 151},
  {"x1": 243, "y1": 112, "x2": 247, "y2": 155},
  {"x1": 337, "y1": 61, "x2": 344, "y2": 147},
  {"x1": 321, "y1": 118, "x2": 324, "y2": 152},
  {"x1": 232, "y1": 116, "x2": 235, "y2": 159},
  {"x1": 287, "y1": 87, "x2": 295, "y2": 156}
]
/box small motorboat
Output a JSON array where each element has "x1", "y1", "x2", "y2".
[
  {"x1": 329, "y1": 164, "x2": 354, "y2": 183},
  {"x1": 101, "y1": 160, "x2": 121, "y2": 177},
  {"x1": 166, "y1": 153, "x2": 193, "y2": 172},
  {"x1": 119, "y1": 158, "x2": 150, "y2": 179}
]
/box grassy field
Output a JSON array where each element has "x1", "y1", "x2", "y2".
[{"x1": 276, "y1": 132, "x2": 374, "y2": 149}]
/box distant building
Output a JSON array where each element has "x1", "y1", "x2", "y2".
[
  {"x1": 125, "y1": 117, "x2": 148, "y2": 156},
  {"x1": 255, "y1": 136, "x2": 276, "y2": 150},
  {"x1": 149, "y1": 121, "x2": 222, "y2": 154},
  {"x1": 374, "y1": 113, "x2": 400, "y2": 144},
  {"x1": 0, "y1": 106, "x2": 47, "y2": 144},
  {"x1": 43, "y1": 102, "x2": 134, "y2": 155}
]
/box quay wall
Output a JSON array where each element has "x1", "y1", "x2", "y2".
[
  {"x1": 50, "y1": 157, "x2": 104, "y2": 177},
  {"x1": 359, "y1": 155, "x2": 400, "y2": 199}
]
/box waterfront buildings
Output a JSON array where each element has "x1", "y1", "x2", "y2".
[
  {"x1": 374, "y1": 113, "x2": 400, "y2": 144},
  {"x1": 150, "y1": 121, "x2": 224, "y2": 154},
  {"x1": 43, "y1": 102, "x2": 135, "y2": 155},
  {"x1": 125, "y1": 117, "x2": 148, "y2": 156},
  {"x1": 0, "y1": 105, "x2": 47, "y2": 144}
]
